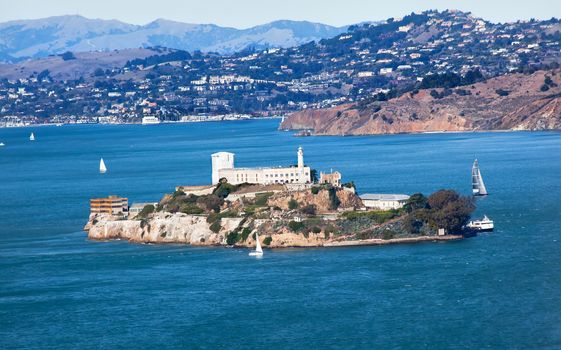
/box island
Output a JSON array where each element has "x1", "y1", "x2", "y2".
[{"x1": 84, "y1": 148, "x2": 476, "y2": 248}]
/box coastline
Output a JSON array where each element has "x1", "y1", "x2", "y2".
[{"x1": 284, "y1": 126, "x2": 561, "y2": 137}]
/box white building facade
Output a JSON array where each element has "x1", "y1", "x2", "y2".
[
  {"x1": 211, "y1": 147, "x2": 311, "y2": 185},
  {"x1": 360, "y1": 194, "x2": 410, "y2": 210}
]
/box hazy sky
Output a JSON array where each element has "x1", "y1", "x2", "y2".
[{"x1": 2, "y1": 0, "x2": 560, "y2": 27}]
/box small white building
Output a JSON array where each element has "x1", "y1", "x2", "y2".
[
  {"x1": 360, "y1": 194, "x2": 410, "y2": 210},
  {"x1": 379, "y1": 67, "x2": 394, "y2": 75},
  {"x1": 211, "y1": 147, "x2": 311, "y2": 185},
  {"x1": 142, "y1": 116, "x2": 160, "y2": 125},
  {"x1": 129, "y1": 202, "x2": 159, "y2": 216}
]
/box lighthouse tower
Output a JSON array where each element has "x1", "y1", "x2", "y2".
[{"x1": 297, "y1": 146, "x2": 304, "y2": 168}]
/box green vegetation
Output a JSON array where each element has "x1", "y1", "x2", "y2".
[
  {"x1": 206, "y1": 210, "x2": 238, "y2": 224},
  {"x1": 288, "y1": 220, "x2": 305, "y2": 232},
  {"x1": 263, "y1": 236, "x2": 272, "y2": 246},
  {"x1": 420, "y1": 69, "x2": 484, "y2": 89},
  {"x1": 209, "y1": 221, "x2": 222, "y2": 233},
  {"x1": 312, "y1": 226, "x2": 321, "y2": 234},
  {"x1": 60, "y1": 51, "x2": 76, "y2": 61},
  {"x1": 136, "y1": 204, "x2": 155, "y2": 219},
  {"x1": 197, "y1": 195, "x2": 223, "y2": 213},
  {"x1": 403, "y1": 193, "x2": 428, "y2": 212},
  {"x1": 495, "y1": 88, "x2": 510, "y2": 96},
  {"x1": 425, "y1": 190, "x2": 475, "y2": 233},
  {"x1": 382, "y1": 229, "x2": 397, "y2": 240},
  {"x1": 180, "y1": 203, "x2": 204, "y2": 214},
  {"x1": 213, "y1": 180, "x2": 251, "y2": 199},
  {"x1": 288, "y1": 198, "x2": 299, "y2": 210},
  {"x1": 254, "y1": 192, "x2": 273, "y2": 206},
  {"x1": 226, "y1": 231, "x2": 239, "y2": 245},
  {"x1": 342, "y1": 209, "x2": 398, "y2": 224},
  {"x1": 240, "y1": 227, "x2": 252, "y2": 242},
  {"x1": 300, "y1": 204, "x2": 316, "y2": 215}
]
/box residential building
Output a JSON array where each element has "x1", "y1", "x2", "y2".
[{"x1": 90, "y1": 196, "x2": 129, "y2": 215}]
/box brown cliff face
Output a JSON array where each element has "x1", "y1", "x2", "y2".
[{"x1": 281, "y1": 70, "x2": 561, "y2": 135}]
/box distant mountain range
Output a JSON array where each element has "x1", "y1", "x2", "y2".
[{"x1": 0, "y1": 15, "x2": 348, "y2": 62}]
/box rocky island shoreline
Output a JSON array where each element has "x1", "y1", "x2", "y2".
[
  {"x1": 84, "y1": 183, "x2": 473, "y2": 249},
  {"x1": 85, "y1": 147, "x2": 476, "y2": 249}
]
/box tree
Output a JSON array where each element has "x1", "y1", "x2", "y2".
[
  {"x1": 136, "y1": 204, "x2": 155, "y2": 219},
  {"x1": 60, "y1": 51, "x2": 76, "y2": 61},
  {"x1": 288, "y1": 220, "x2": 305, "y2": 232},
  {"x1": 263, "y1": 236, "x2": 272, "y2": 245},
  {"x1": 93, "y1": 68, "x2": 105, "y2": 77},
  {"x1": 300, "y1": 204, "x2": 316, "y2": 215},
  {"x1": 288, "y1": 198, "x2": 299, "y2": 210},
  {"x1": 427, "y1": 190, "x2": 475, "y2": 233},
  {"x1": 404, "y1": 193, "x2": 428, "y2": 213}
]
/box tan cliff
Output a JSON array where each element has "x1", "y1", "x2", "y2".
[{"x1": 281, "y1": 69, "x2": 561, "y2": 135}]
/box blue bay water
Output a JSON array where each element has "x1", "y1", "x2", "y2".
[{"x1": 1, "y1": 120, "x2": 561, "y2": 349}]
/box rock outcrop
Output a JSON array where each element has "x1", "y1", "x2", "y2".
[
  {"x1": 267, "y1": 187, "x2": 362, "y2": 213},
  {"x1": 281, "y1": 69, "x2": 561, "y2": 135},
  {"x1": 86, "y1": 212, "x2": 242, "y2": 245}
]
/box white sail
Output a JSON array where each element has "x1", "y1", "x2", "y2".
[
  {"x1": 249, "y1": 232, "x2": 264, "y2": 256},
  {"x1": 255, "y1": 232, "x2": 263, "y2": 254},
  {"x1": 99, "y1": 158, "x2": 107, "y2": 173},
  {"x1": 471, "y1": 159, "x2": 488, "y2": 196},
  {"x1": 29, "y1": 132, "x2": 35, "y2": 141}
]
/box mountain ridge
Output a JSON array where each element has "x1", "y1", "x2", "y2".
[{"x1": 0, "y1": 15, "x2": 348, "y2": 62}]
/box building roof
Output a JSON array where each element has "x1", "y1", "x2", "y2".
[
  {"x1": 360, "y1": 194, "x2": 410, "y2": 201},
  {"x1": 212, "y1": 152, "x2": 235, "y2": 157}
]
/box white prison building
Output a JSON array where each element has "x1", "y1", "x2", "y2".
[{"x1": 211, "y1": 147, "x2": 311, "y2": 185}]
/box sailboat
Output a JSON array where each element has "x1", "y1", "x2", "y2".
[
  {"x1": 99, "y1": 158, "x2": 107, "y2": 174},
  {"x1": 249, "y1": 232, "x2": 264, "y2": 257},
  {"x1": 471, "y1": 159, "x2": 488, "y2": 196},
  {"x1": 29, "y1": 132, "x2": 35, "y2": 141}
]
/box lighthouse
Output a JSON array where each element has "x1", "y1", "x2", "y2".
[{"x1": 297, "y1": 146, "x2": 304, "y2": 168}]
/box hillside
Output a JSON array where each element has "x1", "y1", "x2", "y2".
[
  {"x1": 0, "y1": 48, "x2": 165, "y2": 81},
  {"x1": 1, "y1": 10, "x2": 561, "y2": 123},
  {"x1": 280, "y1": 69, "x2": 561, "y2": 134},
  {"x1": 0, "y1": 15, "x2": 346, "y2": 62}
]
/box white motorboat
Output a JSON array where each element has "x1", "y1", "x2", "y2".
[
  {"x1": 467, "y1": 215, "x2": 494, "y2": 231},
  {"x1": 29, "y1": 132, "x2": 35, "y2": 141}
]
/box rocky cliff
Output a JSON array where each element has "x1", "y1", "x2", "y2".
[
  {"x1": 281, "y1": 70, "x2": 561, "y2": 135},
  {"x1": 86, "y1": 212, "x2": 241, "y2": 245},
  {"x1": 85, "y1": 187, "x2": 470, "y2": 248}
]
